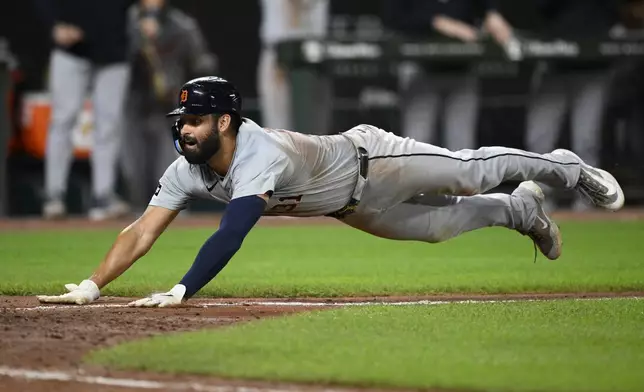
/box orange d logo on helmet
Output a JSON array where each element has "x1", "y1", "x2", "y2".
[{"x1": 180, "y1": 89, "x2": 188, "y2": 103}]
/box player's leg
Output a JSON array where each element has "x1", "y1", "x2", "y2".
[
  {"x1": 399, "y1": 63, "x2": 440, "y2": 144},
  {"x1": 343, "y1": 181, "x2": 561, "y2": 260},
  {"x1": 421, "y1": 141, "x2": 621, "y2": 211},
  {"x1": 43, "y1": 49, "x2": 92, "y2": 219},
  {"x1": 569, "y1": 70, "x2": 612, "y2": 210},
  {"x1": 350, "y1": 125, "x2": 623, "y2": 213},
  {"x1": 258, "y1": 45, "x2": 292, "y2": 130},
  {"x1": 524, "y1": 70, "x2": 569, "y2": 210},
  {"x1": 399, "y1": 140, "x2": 581, "y2": 194},
  {"x1": 150, "y1": 114, "x2": 180, "y2": 203},
  {"x1": 89, "y1": 61, "x2": 130, "y2": 220},
  {"x1": 443, "y1": 72, "x2": 479, "y2": 151},
  {"x1": 525, "y1": 70, "x2": 568, "y2": 158},
  {"x1": 120, "y1": 111, "x2": 149, "y2": 212}
]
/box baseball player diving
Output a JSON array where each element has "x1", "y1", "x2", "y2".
[{"x1": 37, "y1": 76, "x2": 625, "y2": 307}]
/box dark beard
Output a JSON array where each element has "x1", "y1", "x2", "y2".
[{"x1": 182, "y1": 131, "x2": 221, "y2": 165}]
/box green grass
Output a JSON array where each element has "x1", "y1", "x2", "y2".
[
  {"x1": 87, "y1": 298, "x2": 644, "y2": 392},
  {"x1": 1, "y1": 220, "x2": 643, "y2": 297}
]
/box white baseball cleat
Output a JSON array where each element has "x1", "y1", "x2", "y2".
[
  {"x1": 551, "y1": 149, "x2": 625, "y2": 211},
  {"x1": 88, "y1": 196, "x2": 130, "y2": 222},
  {"x1": 43, "y1": 199, "x2": 66, "y2": 220},
  {"x1": 513, "y1": 181, "x2": 562, "y2": 261}
]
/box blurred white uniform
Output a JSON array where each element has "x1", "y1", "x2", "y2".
[{"x1": 258, "y1": 0, "x2": 329, "y2": 132}]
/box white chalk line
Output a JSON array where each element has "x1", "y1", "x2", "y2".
[
  {"x1": 9, "y1": 296, "x2": 643, "y2": 312},
  {"x1": 7, "y1": 299, "x2": 544, "y2": 311},
  {"x1": 0, "y1": 366, "x2": 337, "y2": 392}
]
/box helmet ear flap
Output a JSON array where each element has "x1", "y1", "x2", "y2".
[{"x1": 172, "y1": 119, "x2": 184, "y2": 155}]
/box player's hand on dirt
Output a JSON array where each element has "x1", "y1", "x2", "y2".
[
  {"x1": 37, "y1": 279, "x2": 100, "y2": 305},
  {"x1": 128, "y1": 284, "x2": 186, "y2": 308}
]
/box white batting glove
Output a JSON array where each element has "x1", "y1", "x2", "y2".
[
  {"x1": 37, "y1": 279, "x2": 100, "y2": 305},
  {"x1": 128, "y1": 284, "x2": 186, "y2": 308}
]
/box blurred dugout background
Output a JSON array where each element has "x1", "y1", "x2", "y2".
[{"x1": 1, "y1": 0, "x2": 644, "y2": 218}]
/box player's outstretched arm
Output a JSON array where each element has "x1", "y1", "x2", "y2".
[
  {"x1": 37, "y1": 206, "x2": 180, "y2": 305},
  {"x1": 128, "y1": 195, "x2": 267, "y2": 308}
]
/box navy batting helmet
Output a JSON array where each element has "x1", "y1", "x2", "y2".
[
  {"x1": 166, "y1": 76, "x2": 242, "y2": 117},
  {"x1": 166, "y1": 76, "x2": 242, "y2": 154}
]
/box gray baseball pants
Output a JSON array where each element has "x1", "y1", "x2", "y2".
[
  {"x1": 258, "y1": 46, "x2": 292, "y2": 131},
  {"x1": 341, "y1": 125, "x2": 581, "y2": 243},
  {"x1": 258, "y1": 45, "x2": 332, "y2": 135},
  {"x1": 526, "y1": 68, "x2": 613, "y2": 168},
  {"x1": 45, "y1": 49, "x2": 130, "y2": 200},
  {"x1": 399, "y1": 62, "x2": 479, "y2": 150}
]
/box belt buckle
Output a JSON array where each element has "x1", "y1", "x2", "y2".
[{"x1": 327, "y1": 198, "x2": 359, "y2": 219}]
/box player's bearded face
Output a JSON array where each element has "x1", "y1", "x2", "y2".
[{"x1": 179, "y1": 115, "x2": 221, "y2": 165}]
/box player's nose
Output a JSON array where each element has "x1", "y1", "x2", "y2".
[{"x1": 179, "y1": 125, "x2": 193, "y2": 137}]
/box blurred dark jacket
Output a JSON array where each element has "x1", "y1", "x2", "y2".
[
  {"x1": 381, "y1": 0, "x2": 499, "y2": 72},
  {"x1": 536, "y1": 0, "x2": 623, "y2": 39},
  {"x1": 381, "y1": 0, "x2": 500, "y2": 39},
  {"x1": 0, "y1": 37, "x2": 15, "y2": 217},
  {"x1": 33, "y1": 0, "x2": 134, "y2": 65},
  {"x1": 533, "y1": 0, "x2": 625, "y2": 72},
  {"x1": 127, "y1": 4, "x2": 218, "y2": 115}
]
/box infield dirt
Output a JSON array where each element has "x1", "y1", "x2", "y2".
[{"x1": 1, "y1": 211, "x2": 643, "y2": 392}]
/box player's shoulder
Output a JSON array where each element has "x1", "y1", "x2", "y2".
[
  {"x1": 230, "y1": 118, "x2": 288, "y2": 170},
  {"x1": 237, "y1": 118, "x2": 284, "y2": 152},
  {"x1": 238, "y1": 117, "x2": 267, "y2": 136}
]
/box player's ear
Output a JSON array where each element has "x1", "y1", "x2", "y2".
[{"x1": 218, "y1": 114, "x2": 232, "y2": 135}]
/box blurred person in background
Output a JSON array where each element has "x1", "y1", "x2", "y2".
[
  {"x1": 382, "y1": 0, "x2": 514, "y2": 150},
  {"x1": 0, "y1": 37, "x2": 17, "y2": 217},
  {"x1": 524, "y1": 0, "x2": 624, "y2": 211},
  {"x1": 258, "y1": 0, "x2": 332, "y2": 134},
  {"x1": 34, "y1": 0, "x2": 133, "y2": 221},
  {"x1": 620, "y1": 0, "x2": 644, "y2": 171},
  {"x1": 123, "y1": 0, "x2": 217, "y2": 213}
]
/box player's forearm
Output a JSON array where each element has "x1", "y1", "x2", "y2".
[
  {"x1": 179, "y1": 229, "x2": 242, "y2": 298},
  {"x1": 89, "y1": 224, "x2": 155, "y2": 289},
  {"x1": 484, "y1": 11, "x2": 513, "y2": 46},
  {"x1": 432, "y1": 15, "x2": 479, "y2": 42}
]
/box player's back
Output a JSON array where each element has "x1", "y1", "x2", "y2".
[{"x1": 239, "y1": 121, "x2": 359, "y2": 216}]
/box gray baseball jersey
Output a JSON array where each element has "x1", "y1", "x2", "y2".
[{"x1": 149, "y1": 118, "x2": 359, "y2": 217}]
